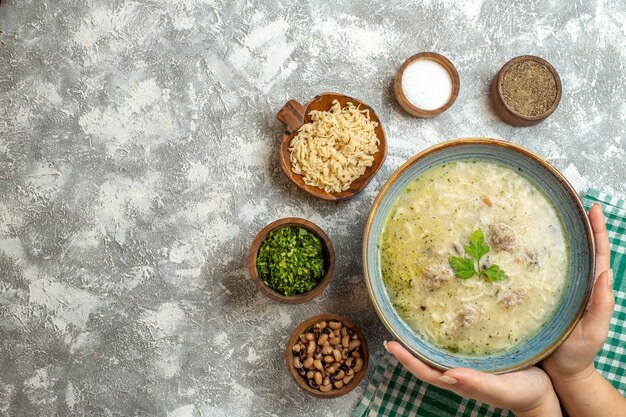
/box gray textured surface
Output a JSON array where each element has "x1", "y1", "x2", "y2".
[{"x1": 0, "y1": 0, "x2": 625, "y2": 416}]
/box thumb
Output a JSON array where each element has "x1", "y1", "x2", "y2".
[
  {"x1": 440, "y1": 368, "x2": 511, "y2": 405},
  {"x1": 440, "y1": 367, "x2": 549, "y2": 412},
  {"x1": 582, "y1": 270, "x2": 615, "y2": 345}
]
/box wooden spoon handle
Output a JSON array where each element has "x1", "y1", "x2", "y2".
[{"x1": 277, "y1": 99, "x2": 306, "y2": 135}]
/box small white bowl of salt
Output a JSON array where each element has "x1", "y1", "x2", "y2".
[{"x1": 394, "y1": 52, "x2": 460, "y2": 118}]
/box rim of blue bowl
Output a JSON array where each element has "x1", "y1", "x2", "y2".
[{"x1": 363, "y1": 137, "x2": 596, "y2": 374}]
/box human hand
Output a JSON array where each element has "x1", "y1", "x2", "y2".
[
  {"x1": 385, "y1": 341, "x2": 562, "y2": 417},
  {"x1": 542, "y1": 203, "x2": 615, "y2": 381}
]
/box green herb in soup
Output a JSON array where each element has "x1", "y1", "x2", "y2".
[
  {"x1": 379, "y1": 160, "x2": 568, "y2": 355},
  {"x1": 449, "y1": 228, "x2": 509, "y2": 282},
  {"x1": 256, "y1": 227, "x2": 325, "y2": 296}
]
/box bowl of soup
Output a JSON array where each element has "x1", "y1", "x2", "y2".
[{"x1": 363, "y1": 138, "x2": 595, "y2": 373}]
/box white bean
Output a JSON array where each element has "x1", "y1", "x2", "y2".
[{"x1": 353, "y1": 357, "x2": 363, "y2": 373}]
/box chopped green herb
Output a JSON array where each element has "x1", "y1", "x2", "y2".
[
  {"x1": 256, "y1": 227, "x2": 325, "y2": 296},
  {"x1": 445, "y1": 345, "x2": 460, "y2": 353},
  {"x1": 448, "y1": 228, "x2": 509, "y2": 283}
]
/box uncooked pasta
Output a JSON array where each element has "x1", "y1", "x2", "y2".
[{"x1": 289, "y1": 100, "x2": 379, "y2": 193}]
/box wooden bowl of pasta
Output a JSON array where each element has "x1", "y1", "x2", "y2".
[{"x1": 276, "y1": 93, "x2": 387, "y2": 201}]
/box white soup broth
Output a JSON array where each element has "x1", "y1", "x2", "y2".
[{"x1": 380, "y1": 160, "x2": 568, "y2": 354}]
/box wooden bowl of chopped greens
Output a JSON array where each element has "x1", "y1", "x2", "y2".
[{"x1": 248, "y1": 218, "x2": 335, "y2": 304}]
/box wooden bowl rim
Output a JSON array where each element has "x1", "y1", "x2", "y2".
[
  {"x1": 248, "y1": 218, "x2": 335, "y2": 304},
  {"x1": 285, "y1": 313, "x2": 369, "y2": 398},
  {"x1": 394, "y1": 52, "x2": 461, "y2": 118},
  {"x1": 495, "y1": 55, "x2": 562, "y2": 121},
  {"x1": 278, "y1": 92, "x2": 388, "y2": 201},
  {"x1": 362, "y1": 137, "x2": 595, "y2": 374}
]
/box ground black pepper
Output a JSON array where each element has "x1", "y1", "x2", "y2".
[{"x1": 500, "y1": 60, "x2": 557, "y2": 117}]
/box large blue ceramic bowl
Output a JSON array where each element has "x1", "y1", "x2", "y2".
[{"x1": 363, "y1": 138, "x2": 595, "y2": 373}]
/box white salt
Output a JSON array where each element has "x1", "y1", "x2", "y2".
[{"x1": 401, "y1": 59, "x2": 452, "y2": 111}]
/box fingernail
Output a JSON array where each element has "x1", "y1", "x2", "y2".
[
  {"x1": 383, "y1": 340, "x2": 390, "y2": 353},
  {"x1": 439, "y1": 375, "x2": 457, "y2": 384},
  {"x1": 608, "y1": 270, "x2": 614, "y2": 287}
]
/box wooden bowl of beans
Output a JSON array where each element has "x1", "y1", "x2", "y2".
[{"x1": 285, "y1": 314, "x2": 368, "y2": 398}]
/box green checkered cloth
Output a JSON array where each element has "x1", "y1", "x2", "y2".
[{"x1": 355, "y1": 188, "x2": 626, "y2": 417}]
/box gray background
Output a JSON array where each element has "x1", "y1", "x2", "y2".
[{"x1": 0, "y1": 0, "x2": 624, "y2": 416}]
